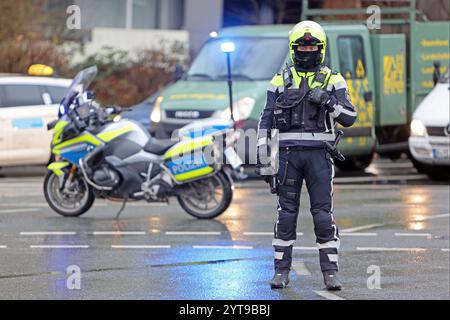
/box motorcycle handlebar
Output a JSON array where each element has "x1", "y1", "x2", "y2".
[{"x1": 47, "y1": 120, "x2": 58, "y2": 131}]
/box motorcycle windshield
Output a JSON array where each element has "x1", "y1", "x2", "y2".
[
  {"x1": 64, "y1": 66, "x2": 98, "y2": 101},
  {"x1": 58, "y1": 66, "x2": 98, "y2": 117}
]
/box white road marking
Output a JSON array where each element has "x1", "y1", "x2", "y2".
[
  {"x1": 21, "y1": 232, "x2": 77, "y2": 236},
  {"x1": 293, "y1": 246, "x2": 317, "y2": 251},
  {"x1": 193, "y1": 245, "x2": 253, "y2": 250},
  {"x1": 243, "y1": 232, "x2": 303, "y2": 236},
  {"x1": 368, "y1": 162, "x2": 413, "y2": 169},
  {"x1": 314, "y1": 290, "x2": 345, "y2": 300},
  {"x1": 340, "y1": 232, "x2": 378, "y2": 237},
  {"x1": 111, "y1": 245, "x2": 171, "y2": 249},
  {"x1": 165, "y1": 231, "x2": 221, "y2": 236},
  {"x1": 441, "y1": 249, "x2": 449, "y2": 252},
  {"x1": 334, "y1": 174, "x2": 427, "y2": 184},
  {"x1": 341, "y1": 223, "x2": 385, "y2": 233},
  {"x1": 357, "y1": 247, "x2": 426, "y2": 252},
  {"x1": 292, "y1": 261, "x2": 311, "y2": 276},
  {"x1": 412, "y1": 213, "x2": 450, "y2": 221},
  {"x1": 0, "y1": 193, "x2": 43, "y2": 198},
  {"x1": 30, "y1": 245, "x2": 89, "y2": 249},
  {"x1": 0, "y1": 245, "x2": 7, "y2": 249},
  {"x1": 0, "y1": 208, "x2": 39, "y2": 213},
  {"x1": 92, "y1": 231, "x2": 146, "y2": 236},
  {"x1": 0, "y1": 204, "x2": 48, "y2": 211},
  {"x1": 395, "y1": 233, "x2": 432, "y2": 238}
]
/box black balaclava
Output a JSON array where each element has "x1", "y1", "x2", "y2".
[
  {"x1": 293, "y1": 49, "x2": 321, "y2": 71},
  {"x1": 292, "y1": 32, "x2": 322, "y2": 71}
]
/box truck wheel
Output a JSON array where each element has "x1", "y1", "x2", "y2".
[{"x1": 335, "y1": 153, "x2": 374, "y2": 172}]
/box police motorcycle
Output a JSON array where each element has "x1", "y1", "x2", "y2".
[{"x1": 44, "y1": 66, "x2": 236, "y2": 219}]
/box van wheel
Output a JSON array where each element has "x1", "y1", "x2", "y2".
[{"x1": 335, "y1": 152, "x2": 374, "y2": 172}]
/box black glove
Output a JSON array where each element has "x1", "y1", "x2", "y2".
[{"x1": 308, "y1": 88, "x2": 336, "y2": 111}]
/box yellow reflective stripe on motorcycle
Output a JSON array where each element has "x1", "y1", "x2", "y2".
[
  {"x1": 47, "y1": 161, "x2": 70, "y2": 176},
  {"x1": 173, "y1": 166, "x2": 214, "y2": 181},
  {"x1": 52, "y1": 121, "x2": 69, "y2": 145},
  {"x1": 97, "y1": 125, "x2": 134, "y2": 142},
  {"x1": 164, "y1": 136, "x2": 213, "y2": 159},
  {"x1": 53, "y1": 133, "x2": 102, "y2": 154}
]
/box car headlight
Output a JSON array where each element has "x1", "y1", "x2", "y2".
[
  {"x1": 150, "y1": 96, "x2": 164, "y2": 123},
  {"x1": 213, "y1": 97, "x2": 256, "y2": 121},
  {"x1": 410, "y1": 119, "x2": 427, "y2": 137}
]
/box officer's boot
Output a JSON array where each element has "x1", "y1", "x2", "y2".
[
  {"x1": 270, "y1": 270, "x2": 290, "y2": 289},
  {"x1": 322, "y1": 270, "x2": 342, "y2": 291}
]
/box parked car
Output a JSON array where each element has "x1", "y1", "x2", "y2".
[
  {"x1": 0, "y1": 73, "x2": 71, "y2": 167},
  {"x1": 409, "y1": 69, "x2": 450, "y2": 180},
  {"x1": 122, "y1": 94, "x2": 158, "y2": 131}
]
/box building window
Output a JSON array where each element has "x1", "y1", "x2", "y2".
[
  {"x1": 132, "y1": 0, "x2": 159, "y2": 29},
  {"x1": 92, "y1": 0, "x2": 127, "y2": 28},
  {"x1": 76, "y1": 0, "x2": 183, "y2": 30}
]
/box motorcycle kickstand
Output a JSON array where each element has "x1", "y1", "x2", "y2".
[{"x1": 115, "y1": 197, "x2": 128, "y2": 220}]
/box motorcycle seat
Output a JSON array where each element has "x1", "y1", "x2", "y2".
[{"x1": 143, "y1": 137, "x2": 178, "y2": 155}]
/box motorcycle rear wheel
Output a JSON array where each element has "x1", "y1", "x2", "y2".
[
  {"x1": 177, "y1": 171, "x2": 232, "y2": 219},
  {"x1": 44, "y1": 171, "x2": 95, "y2": 217}
]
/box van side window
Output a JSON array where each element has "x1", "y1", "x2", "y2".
[
  {"x1": 338, "y1": 36, "x2": 366, "y2": 79},
  {"x1": 1, "y1": 84, "x2": 44, "y2": 107}
]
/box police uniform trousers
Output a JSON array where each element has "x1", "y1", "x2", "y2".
[{"x1": 273, "y1": 146, "x2": 340, "y2": 272}]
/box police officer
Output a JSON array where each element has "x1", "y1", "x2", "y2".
[{"x1": 256, "y1": 21, "x2": 357, "y2": 290}]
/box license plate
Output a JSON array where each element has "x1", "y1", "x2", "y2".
[
  {"x1": 225, "y1": 147, "x2": 243, "y2": 169},
  {"x1": 11, "y1": 118, "x2": 43, "y2": 129},
  {"x1": 432, "y1": 147, "x2": 449, "y2": 159}
]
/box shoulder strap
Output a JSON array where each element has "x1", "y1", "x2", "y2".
[
  {"x1": 282, "y1": 63, "x2": 294, "y2": 89},
  {"x1": 312, "y1": 65, "x2": 332, "y2": 89}
]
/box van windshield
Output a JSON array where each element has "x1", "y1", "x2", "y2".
[{"x1": 187, "y1": 37, "x2": 288, "y2": 81}]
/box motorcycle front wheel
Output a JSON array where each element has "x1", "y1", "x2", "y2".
[
  {"x1": 177, "y1": 171, "x2": 233, "y2": 219},
  {"x1": 43, "y1": 171, "x2": 95, "y2": 217}
]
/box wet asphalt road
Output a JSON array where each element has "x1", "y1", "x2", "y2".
[{"x1": 0, "y1": 158, "x2": 448, "y2": 300}]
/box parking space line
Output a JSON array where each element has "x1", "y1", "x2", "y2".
[
  {"x1": 193, "y1": 245, "x2": 253, "y2": 250},
  {"x1": 0, "y1": 245, "x2": 7, "y2": 249},
  {"x1": 357, "y1": 247, "x2": 426, "y2": 252},
  {"x1": 412, "y1": 213, "x2": 450, "y2": 221},
  {"x1": 0, "y1": 208, "x2": 39, "y2": 214},
  {"x1": 313, "y1": 290, "x2": 345, "y2": 300},
  {"x1": 165, "y1": 231, "x2": 221, "y2": 236},
  {"x1": 442, "y1": 249, "x2": 449, "y2": 252},
  {"x1": 292, "y1": 261, "x2": 311, "y2": 276},
  {"x1": 340, "y1": 232, "x2": 378, "y2": 236},
  {"x1": 244, "y1": 232, "x2": 303, "y2": 236},
  {"x1": 293, "y1": 247, "x2": 317, "y2": 251},
  {"x1": 92, "y1": 231, "x2": 146, "y2": 236},
  {"x1": 395, "y1": 233, "x2": 432, "y2": 238},
  {"x1": 111, "y1": 245, "x2": 171, "y2": 249},
  {"x1": 30, "y1": 245, "x2": 89, "y2": 249},
  {"x1": 341, "y1": 223, "x2": 385, "y2": 233},
  {"x1": 21, "y1": 232, "x2": 77, "y2": 236}
]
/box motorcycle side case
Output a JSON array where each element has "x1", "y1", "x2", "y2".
[{"x1": 163, "y1": 136, "x2": 217, "y2": 182}]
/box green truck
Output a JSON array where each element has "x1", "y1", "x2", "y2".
[{"x1": 150, "y1": 0, "x2": 449, "y2": 170}]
